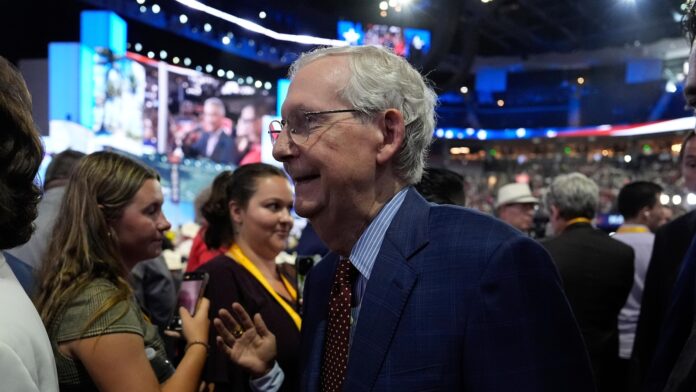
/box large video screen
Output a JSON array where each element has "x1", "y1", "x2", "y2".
[
  {"x1": 47, "y1": 52, "x2": 159, "y2": 156},
  {"x1": 338, "y1": 20, "x2": 431, "y2": 62},
  {"x1": 91, "y1": 52, "x2": 152, "y2": 143},
  {"x1": 165, "y1": 65, "x2": 275, "y2": 167},
  {"x1": 46, "y1": 52, "x2": 277, "y2": 226}
]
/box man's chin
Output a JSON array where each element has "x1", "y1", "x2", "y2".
[{"x1": 293, "y1": 199, "x2": 320, "y2": 219}]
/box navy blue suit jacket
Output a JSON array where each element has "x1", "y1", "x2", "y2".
[
  {"x1": 644, "y1": 235, "x2": 696, "y2": 391},
  {"x1": 633, "y1": 210, "x2": 696, "y2": 385},
  {"x1": 299, "y1": 188, "x2": 595, "y2": 391},
  {"x1": 189, "y1": 130, "x2": 238, "y2": 164}
]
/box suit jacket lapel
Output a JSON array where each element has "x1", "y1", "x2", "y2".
[{"x1": 343, "y1": 188, "x2": 430, "y2": 391}]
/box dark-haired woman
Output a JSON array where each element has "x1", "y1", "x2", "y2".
[
  {"x1": 196, "y1": 163, "x2": 299, "y2": 391},
  {"x1": 35, "y1": 151, "x2": 210, "y2": 391}
]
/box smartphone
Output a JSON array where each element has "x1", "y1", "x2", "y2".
[{"x1": 168, "y1": 272, "x2": 209, "y2": 331}]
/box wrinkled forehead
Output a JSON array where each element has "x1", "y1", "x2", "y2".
[{"x1": 282, "y1": 56, "x2": 351, "y2": 115}]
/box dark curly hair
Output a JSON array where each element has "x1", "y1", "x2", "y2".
[
  {"x1": 0, "y1": 56, "x2": 43, "y2": 250},
  {"x1": 202, "y1": 163, "x2": 286, "y2": 249}
]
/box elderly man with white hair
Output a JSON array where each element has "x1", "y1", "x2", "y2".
[
  {"x1": 542, "y1": 172, "x2": 634, "y2": 392},
  {"x1": 213, "y1": 46, "x2": 595, "y2": 392}
]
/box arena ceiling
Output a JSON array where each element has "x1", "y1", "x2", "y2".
[{"x1": 1, "y1": 0, "x2": 688, "y2": 89}]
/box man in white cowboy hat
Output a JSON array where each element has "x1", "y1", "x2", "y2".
[{"x1": 495, "y1": 182, "x2": 539, "y2": 233}]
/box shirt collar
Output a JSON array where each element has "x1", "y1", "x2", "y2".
[{"x1": 349, "y1": 187, "x2": 409, "y2": 280}]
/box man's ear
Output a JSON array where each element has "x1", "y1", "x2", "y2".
[
  {"x1": 638, "y1": 205, "x2": 651, "y2": 222},
  {"x1": 549, "y1": 205, "x2": 559, "y2": 221},
  {"x1": 376, "y1": 109, "x2": 406, "y2": 165}
]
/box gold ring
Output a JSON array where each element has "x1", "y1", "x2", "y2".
[{"x1": 232, "y1": 326, "x2": 244, "y2": 338}]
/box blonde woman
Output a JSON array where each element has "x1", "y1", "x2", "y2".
[{"x1": 35, "y1": 151, "x2": 210, "y2": 391}]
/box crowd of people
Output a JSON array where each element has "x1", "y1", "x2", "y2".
[
  {"x1": 4, "y1": 8, "x2": 696, "y2": 392},
  {"x1": 457, "y1": 155, "x2": 685, "y2": 219}
]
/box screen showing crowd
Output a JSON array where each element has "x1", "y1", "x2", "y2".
[
  {"x1": 72, "y1": 51, "x2": 276, "y2": 167},
  {"x1": 337, "y1": 20, "x2": 431, "y2": 63}
]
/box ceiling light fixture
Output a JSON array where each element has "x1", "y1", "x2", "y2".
[{"x1": 175, "y1": 0, "x2": 348, "y2": 46}]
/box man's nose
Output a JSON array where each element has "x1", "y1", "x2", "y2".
[{"x1": 272, "y1": 129, "x2": 296, "y2": 162}]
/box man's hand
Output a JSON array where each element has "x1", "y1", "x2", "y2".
[{"x1": 214, "y1": 302, "x2": 277, "y2": 378}]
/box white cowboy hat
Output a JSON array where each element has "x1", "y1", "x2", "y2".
[{"x1": 495, "y1": 183, "x2": 539, "y2": 208}]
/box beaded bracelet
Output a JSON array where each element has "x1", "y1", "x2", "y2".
[{"x1": 185, "y1": 340, "x2": 209, "y2": 352}]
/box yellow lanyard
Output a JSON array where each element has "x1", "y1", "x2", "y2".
[
  {"x1": 566, "y1": 217, "x2": 592, "y2": 226},
  {"x1": 227, "y1": 244, "x2": 301, "y2": 330},
  {"x1": 616, "y1": 225, "x2": 650, "y2": 234}
]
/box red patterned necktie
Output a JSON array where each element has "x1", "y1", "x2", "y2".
[{"x1": 320, "y1": 257, "x2": 356, "y2": 392}]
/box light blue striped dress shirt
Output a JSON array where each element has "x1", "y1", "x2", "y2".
[{"x1": 348, "y1": 187, "x2": 408, "y2": 335}]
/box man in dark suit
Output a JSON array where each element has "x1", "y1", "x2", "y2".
[
  {"x1": 635, "y1": 4, "x2": 696, "y2": 389},
  {"x1": 632, "y1": 131, "x2": 696, "y2": 387},
  {"x1": 214, "y1": 45, "x2": 594, "y2": 391},
  {"x1": 185, "y1": 97, "x2": 238, "y2": 164},
  {"x1": 542, "y1": 172, "x2": 634, "y2": 392},
  {"x1": 644, "y1": 235, "x2": 696, "y2": 391}
]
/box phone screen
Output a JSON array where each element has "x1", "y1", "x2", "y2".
[
  {"x1": 178, "y1": 279, "x2": 204, "y2": 316},
  {"x1": 168, "y1": 272, "x2": 208, "y2": 331}
]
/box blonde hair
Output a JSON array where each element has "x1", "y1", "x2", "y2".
[{"x1": 35, "y1": 151, "x2": 158, "y2": 332}]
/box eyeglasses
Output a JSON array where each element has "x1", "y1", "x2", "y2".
[{"x1": 268, "y1": 109, "x2": 360, "y2": 145}]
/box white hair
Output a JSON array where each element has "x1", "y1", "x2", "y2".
[
  {"x1": 289, "y1": 45, "x2": 438, "y2": 184},
  {"x1": 204, "y1": 97, "x2": 226, "y2": 116},
  {"x1": 546, "y1": 172, "x2": 599, "y2": 220}
]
